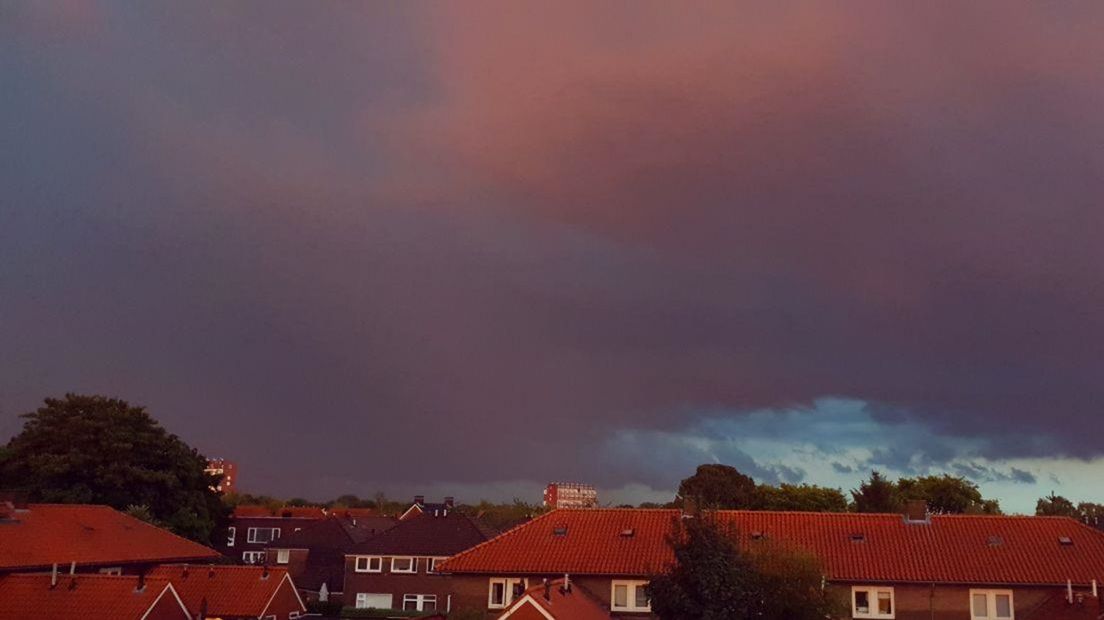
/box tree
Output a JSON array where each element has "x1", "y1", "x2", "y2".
[
  {"x1": 1077, "y1": 503, "x2": 1104, "y2": 530},
  {"x1": 850, "y1": 471, "x2": 900, "y2": 513},
  {"x1": 0, "y1": 394, "x2": 228, "y2": 544},
  {"x1": 677, "y1": 464, "x2": 758, "y2": 510},
  {"x1": 898, "y1": 474, "x2": 999, "y2": 514},
  {"x1": 756, "y1": 484, "x2": 848, "y2": 512},
  {"x1": 1036, "y1": 493, "x2": 1078, "y2": 518},
  {"x1": 647, "y1": 515, "x2": 843, "y2": 620}
]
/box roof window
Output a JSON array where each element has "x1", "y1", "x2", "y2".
[
  {"x1": 1059, "y1": 536, "x2": 1074, "y2": 546},
  {"x1": 987, "y1": 535, "x2": 1003, "y2": 546},
  {"x1": 849, "y1": 533, "x2": 866, "y2": 543},
  {"x1": 553, "y1": 526, "x2": 568, "y2": 537},
  {"x1": 620, "y1": 528, "x2": 634, "y2": 537}
]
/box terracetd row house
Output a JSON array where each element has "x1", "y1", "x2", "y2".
[
  {"x1": 344, "y1": 503, "x2": 497, "y2": 614},
  {"x1": 264, "y1": 512, "x2": 398, "y2": 604},
  {"x1": 439, "y1": 503, "x2": 1104, "y2": 620}
]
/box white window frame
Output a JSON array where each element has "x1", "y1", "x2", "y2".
[
  {"x1": 970, "y1": 589, "x2": 1014, "y2": 620},
  {"x1": 354, "y1": 556, "x2": 383, "y2": 573},
  {"x1": 242, "y1": 551, "x2": 265, "y2": 564},
  {"x1": 275, "y1": 549, "x2": 290, "y2": 564},
  {"x1": 390, "y1": 556, "x2": 417, "y2": 574},
  {"x1": 402, "y1": 594, "x2": 438, "y2": 611},
  {"x1": 852, "y1": 586, "x2": 895, "y2": 619},
  {"x1": 355, "y1": 593, "x2": 394, "y2": 609},
  {"x1": 247, "y1": 527, "x2": 281, "y2": 544},
  {"x1": 488, "y1": 577, "x2": 528, "y2": 609},
  {"x1": 611, "y1": 580, "x2": 651, "y2": 612},
  {"x1": 427, "y1": 557, "x2": 449, "y2": 574},
  {"x1": 227, "y1": 526, "x2": 236, "y2": 547}
]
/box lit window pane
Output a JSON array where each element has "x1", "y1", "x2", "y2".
[
  {"x1": 855, "y1": 590, "x2": 870, "y2": 613},
  {"x1": 995, "y1": 594, "x2": 1011, "y2": 617},
  {"x1": 614, "y1": 584, "x2": 628, "y2": 607},
  {"x1": 973, "y1": 593, "x2": 988, "y2": 617},
  {"x1": 878, "y1": 591, "x2": 892, "y2": 613}
]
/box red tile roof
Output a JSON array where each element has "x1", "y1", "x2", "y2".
[
  {"x1": 499, "y1": 579, "x2": 610, "y2": 620},
  {"x1": 0, "y1": 573, "x2": 188, "y2": 620},
  {"x1": 440, "y1": 509, "x2": 1104, "y2": 586},
  {"x1": 232, "y1": 505, "x2": 328, "y2": 519},
  {"x1": 149, "y1": 564, "x2": 305, "y2": 617},
  {"x1": 0, "y1": 504, "x2": 220, "y2": 571}
]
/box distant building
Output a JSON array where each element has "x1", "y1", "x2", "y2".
[
  {"x1": 543, "y1": 482, "x2": 597, "y2": 509},
  {"x1": 204, "y1": 458, "x2": 237, "y2": 494}
]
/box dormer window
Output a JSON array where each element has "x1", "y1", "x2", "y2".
[{"x1": 391, "y1": 557, "x2": 417, "y2": 573}]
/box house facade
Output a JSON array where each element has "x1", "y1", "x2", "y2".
[
  {"x1": 218, "y1": 505, "x2": 328, "y2": 564},
  {"x1": 439, "y1": 507, "x2": 1104, "y2": 620},
  {"x1": 344, "y1": 507, "x2": 496, "y2": 614},
  {"x1": 264, "y1": 513, "x2": 397, "y2": 604}
]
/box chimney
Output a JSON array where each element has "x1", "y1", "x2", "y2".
[
  {"x1": 905, "y1": 499, "x2": 929, "y2": 523},
  {"x1": 444, "y1": 497, "x2": 455, "y2": 508},
  {"x1": 414, "y1": 495, "x2": 425, "y2": 506}
]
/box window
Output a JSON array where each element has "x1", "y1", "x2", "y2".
[
  {"x1": 488, "y1": 578, "x2": 527, "y2": 609},
  {"x1": 611, "y1": 580, "x2": 651, "y2": 612},
  {"x1": 247, "y1": 527, "x2": 281, "y2": 544},
  {"x1": 403, "y1": 594, "x2": 437, "y2": 611},
  {"x1": 242, "y1": 551, "x2": 265, "y2": 564},
  {"x1": 355, "y1": 556, "x2": 383, "y2": 573},
  {"x1": 971, "y1": 589, "x2": 1013, "y2": 619},
  {"x1": 391, "y1": 556, "x2": 416, "y2": 573},
  {"x1": 276, "y1": 549, "x2": 290, "y2": 564},
  {"x1": 852, "y1": 586, "x2": 894, "y2": 619},
  {"x1": 355, "y1": 593, "x2": 393, "y2": 609},
  {"x1": 427, "y1": 557, "x2": 448, "y2": 574},
  {"x1": 227, "y1": 526, "x2": 236, "y2": 547},
  {"x1": 97, "y1": 567, "x2": 122, "y2": 576}
]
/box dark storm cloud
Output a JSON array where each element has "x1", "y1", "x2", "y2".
[{"x1": 2, "y1": 2, "x2": 1103, "y2": 498}]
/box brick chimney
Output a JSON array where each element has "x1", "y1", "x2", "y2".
[
  {"x1": 905, "y1": 499, "x2": 929, "y2": 523},
  {"x1": 444, "y1": 496, "x2": 455, "y2": 508},
  {"x1": 414, "y1": 495, "x2": 425, "y2": 506}
]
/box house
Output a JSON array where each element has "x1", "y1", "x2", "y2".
[
  {"x1": 205, "y1": 458, "x2": 238, "y2": 494},
  {"x1": 149, "y1": 564, "x2": 306, "y2": 620},
  {"x1": 0, "y1": 502, "x2": 220, "y2": 575},
  {"x1": 0, "y1": 573, "x2": 191, "y2": 620},
  {"x1": 400, "y1": 495, "x2": 457, "y2": 521},
  {"x1": 496, "y1": 578, "x2": 609, "y2": 620},
  {"x1": 438, "y1": 505, "x2": 1104, "y2": 619},
  {"x1": 543, "y1": 483, "x2": 598, "y2": 510},
  {"x1": 218, "y1": 505, "x2": 328, "y2": 564},
  {"x1": 344, "y1": 507, "x2": 497, "y2": 614},
  {"x1": 264, "y1": 513, "x2": 397, "y2": 604}
]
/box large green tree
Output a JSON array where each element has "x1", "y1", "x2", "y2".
[
  {"x1": 897, "y1": 474, "x2": 1000, "y2": 514},
  {"x1": 677, "y1": 464, "x2": 758, "y2": 510},
  {"x1": 850, "y1": 471, "x2": 900, "y2": 513},
  {"x1": 756, "y1": 483, "x2": 848, "y2": 512},
  {"x1": 0, "y1": 394, "x2": 227, "y2": 544},
  {"x1": 1036, "y1": 493, "x2": 1078, "y2": 518},
  {"x1": 648, "y1": 515, "x2": 843, "y2": 620}
]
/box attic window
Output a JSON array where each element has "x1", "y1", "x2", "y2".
[
  {"x1": 620, "y1": 528, "x2": 635, "y2": 537},
  {"x1": 849, "y1": 533, "x2": 866, "y2": 543},
  {"x1": 1059, "y1": 536, "x2": 1074, "y2": 546},
  {"x1": 553, "y1": 526, "x2": 568, "y2": 537},
  {"x1": 987, "y1": 536, "x2": 1003, "y2": 547},
  {"x1": 750, "y1": 531, "x2": 765, "y2": 540}
]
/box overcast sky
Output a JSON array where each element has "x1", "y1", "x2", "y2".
[{"x1": 3, "y1": 2, "x2": 1103, "y2": 513}]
